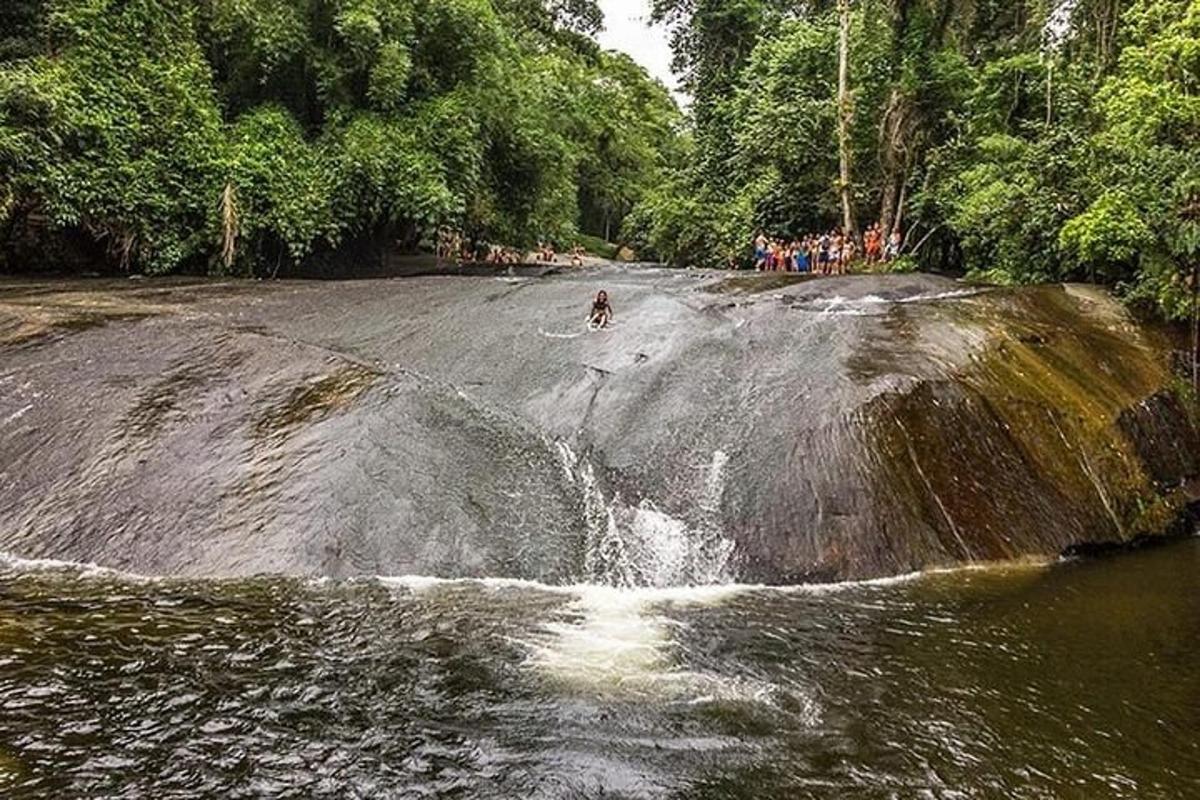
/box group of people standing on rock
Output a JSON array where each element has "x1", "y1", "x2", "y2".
[{"x1": 753, "y1": 224, "x2": 901, "y2": 274}]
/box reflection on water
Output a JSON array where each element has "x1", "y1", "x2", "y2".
[{"x1": 2, "y1": 539, "x2": 1199, "y2": 798}]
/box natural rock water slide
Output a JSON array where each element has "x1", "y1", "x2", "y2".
[{"x1": 1, "y1": 267, "x2": 1196, "y2": 585}]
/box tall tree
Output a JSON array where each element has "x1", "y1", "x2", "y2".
[{"x1": 836, "y1": 0, "x2": 857, "y2": 235}]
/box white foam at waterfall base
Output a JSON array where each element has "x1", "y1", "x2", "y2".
[
  {"x1": 529, "y1": 585, "x2": 671, "y2": 687},
  {"x1": 525, "y1": 582, "x2": 809, "y2": 708},
  {"x1": 380, "y1": 571, "x2": 764, "y2": 700}
]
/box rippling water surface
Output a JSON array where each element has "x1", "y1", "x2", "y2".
[{"x1": 2, "y1": 539, "x2": 1199, "y2": 798}]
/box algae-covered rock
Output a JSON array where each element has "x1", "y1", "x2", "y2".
[
  {"x1": 0, "y1": 744, "x2": 23, "y2": 787},
  {"x1": 0, "y1": 271, "x2": 1195, "y2": 584}
]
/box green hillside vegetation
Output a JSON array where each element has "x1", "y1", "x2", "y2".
[
  {"x1": 0, "y1": 0, "x2": 680, "y2": 274},
  {"x1": 627, "y1": 0, "x2": 1200, "y2": 322}
]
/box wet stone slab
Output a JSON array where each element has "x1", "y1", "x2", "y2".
[{"x1": 0, "y1": 269, "x2": 1195, "y2": 583}]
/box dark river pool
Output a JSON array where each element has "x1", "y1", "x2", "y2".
[{"x1": 2, "y1": 538, "x2": 1198, "y2": 799}]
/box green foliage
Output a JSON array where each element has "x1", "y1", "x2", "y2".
[
  {"x1": 0, "y1": 1, "x2": 48, "y2": 62},
  {"x1": 226, "y1": 105, "x2": 337, "y2": 266},
  {"x1": 1060, "y1": 191, "x2": 1152, "y2": 270},
  {"x1": 573, "y1": 52, "x2": 681, "y2": 242},
  {"x1": 1072, "y1": 0, "x2": 1200, "y2": 317},
  {"x1": 574, "y1": 232, "x2": 617, "y2": 259},
  {"x1": 937, "y1": 130, "x2": 1086, "y2": 284},
  {"x1": 731, "y1": 16, "x2": 840, "y2": 233},
  {"x1": 636, "y1": 0, "x2": 1200, "y2": 320},
  {"x1": 9, "y1": 0, "x2": 1195, "y2": 318},
  {"x1": 930, "y1": 0, "x2": 1200, "y2": 317},
  {"x1": 624, "y1": 162, "x2": 756, "y2": 267},
  {"x1": 368, "y1": 42, "x2": 414, "y2": 111},
  {"x1": 0, "y1": 0, "x2": 678, "y2": 274},
  {"x1": 883, "y1": 254, "x2": 920, "y2": 273},
  {"x1": 327, "y1": 113, "x2": 455, "y2": 234},
  {"x1": 1, "y1": 0, "x2": 225, "y2": 272}
]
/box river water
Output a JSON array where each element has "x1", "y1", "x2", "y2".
[{"x1": 2, "y1": 538, "x2": 1197, "y2": 799}]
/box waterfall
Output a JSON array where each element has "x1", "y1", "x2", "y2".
[{"x1": 557, "y1": 443, "x2": 735, "y2": 588}]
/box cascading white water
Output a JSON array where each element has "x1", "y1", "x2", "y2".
[{"x1": 557, "y1": 442, "x2": 735, "y2": 588}]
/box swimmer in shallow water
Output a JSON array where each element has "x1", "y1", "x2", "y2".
[{"x1": 588, "y1": 290, "x2": 613, "y2": 329}]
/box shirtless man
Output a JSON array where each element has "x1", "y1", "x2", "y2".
[{"x1": 754, "y1": 232, "x2": 769, "y2": 271}]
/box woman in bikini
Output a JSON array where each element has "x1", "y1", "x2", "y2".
[{"x1": 588, "y1": 290, "x2": 613, "y2": 328}]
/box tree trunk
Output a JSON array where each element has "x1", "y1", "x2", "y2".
[
  {"x1": 1093, "y1": 0, "x2": 1121, "y2": 75},
  {"x1": 878, "y1": 85, "x2": 913, "y2": 237},
  {"x1": 892, "y1": 177, "x2": 908, "y2": 239},
  {"x1": 1192, "y1": 262, "x2": 1199, "y2": 393},
  {"x1": 1045, "y1": 59, "x2": 1053, "y2": 126},
  {"x1": 220, "y1": 182, "x2": 238, "y2": 271},
  {"x1": 837, "y1": 0, "x2": 857, "y2": 236},
  {"x1": 879, "y1": 178, "x2": 898, "y2": 237}
]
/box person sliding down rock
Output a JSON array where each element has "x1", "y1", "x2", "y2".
[{"x1": 588, "y1": 290, "x2": 613, "y2": 329}]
